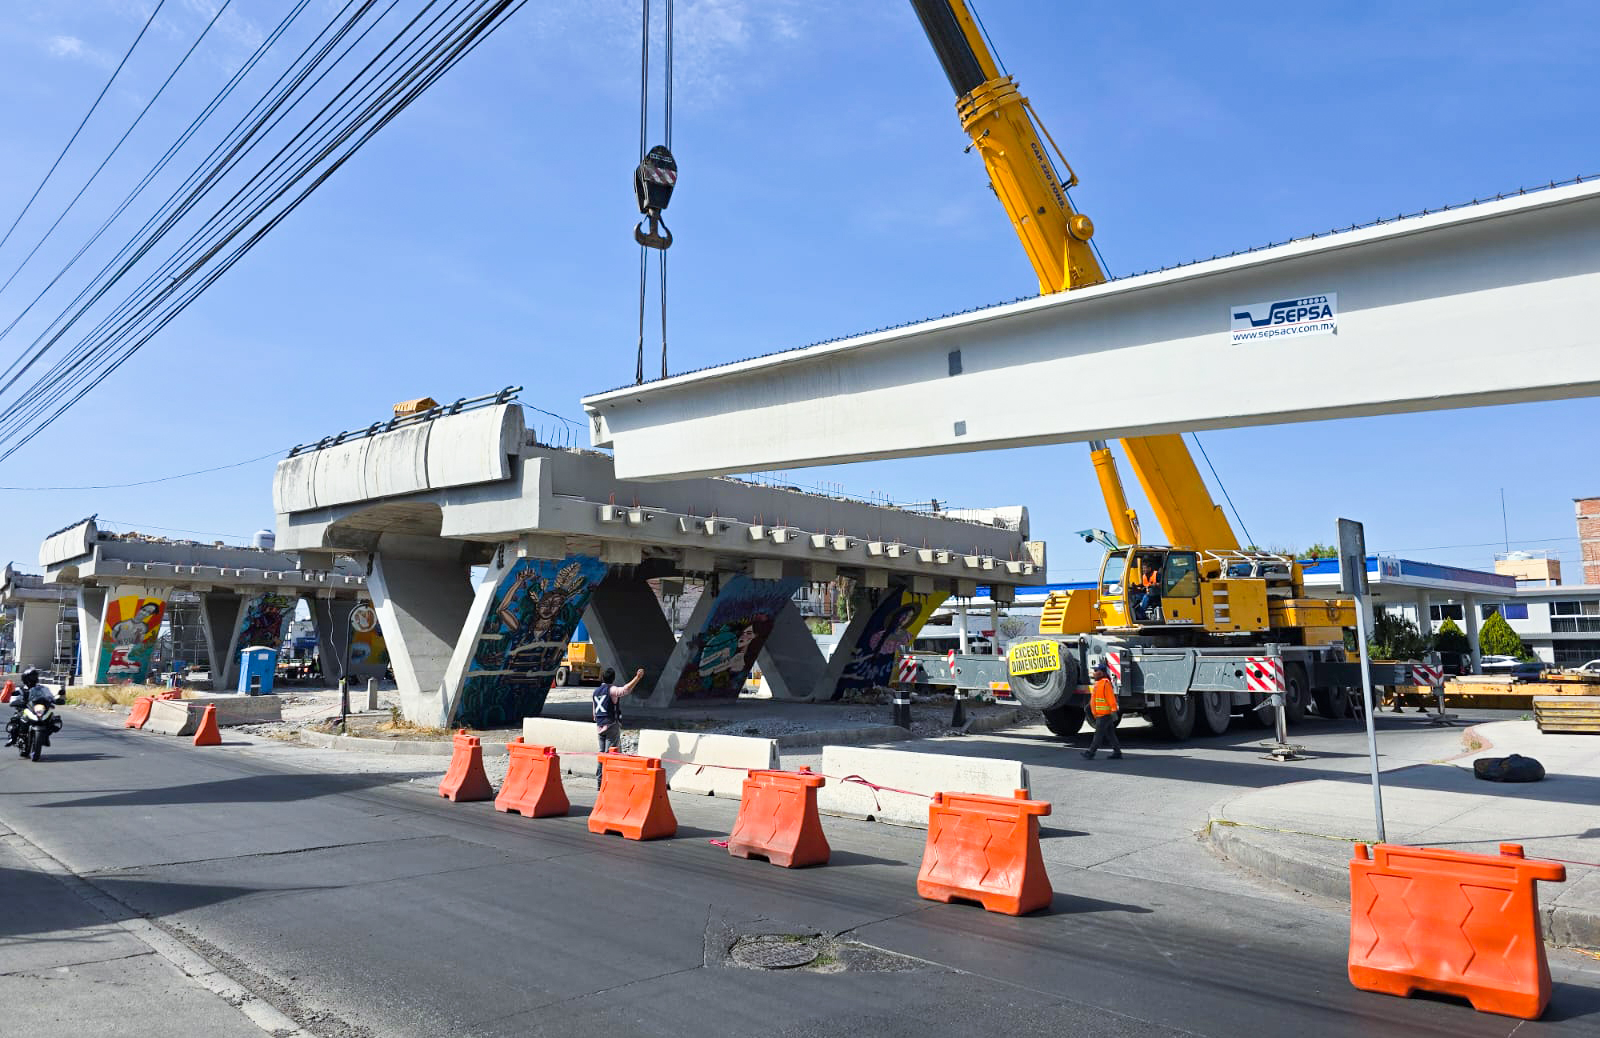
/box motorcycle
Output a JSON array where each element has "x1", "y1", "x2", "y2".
[{"x1": 6, "y1": 692, "x2": 62, "y2": 762}]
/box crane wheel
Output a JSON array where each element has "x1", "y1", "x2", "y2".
[
  {"x1": 1283, "y1": 666, "x2": 1309, "y2": 724},
  {"x1": 1150, "y1": 693, "x2": 1196, "y2": 741},
  {"x1": 1007, "y1": 652, "x2": 1079, "y2": 712},
  {"x1": 554, "y1": 667, "x2": 570, "y2": 687},
  {"x1": 1197, "y1": 691, "x2": 1231, "y2": 735},
  {"x1": 1042, "y1": 703, "x2": 1086, "y2": 738}
]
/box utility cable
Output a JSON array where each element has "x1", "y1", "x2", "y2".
[
  {"x1": 0, "y1": 0, "x2": 232, "y2": 303},
  {"x1": 0, "y1": 0, "x2": 528, "y2": 459},
  {"x1": 0, "y1": 445, "x2": 291, "y2": 490},
  {"x1": 0, "y1": 0, "x2": 318, "y2": 347},
  {"x1": 1189, "y1": 432, "x2": 1256, "y2": 548},
  {"x1": 0, "y1": 0, "x2": 169, "y2": 256}
]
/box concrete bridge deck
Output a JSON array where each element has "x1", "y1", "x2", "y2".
[{"x1": 273, "y1": 400, "x2": 1045, "y2": 727}]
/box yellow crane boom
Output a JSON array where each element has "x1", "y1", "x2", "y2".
[{"x1": 908, "y1": 0, "x2": 1236, "y2": 551}]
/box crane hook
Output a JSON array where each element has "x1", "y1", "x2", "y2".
[{"x1": 633, "y1": 144, "x2": 677, "y2": 249}]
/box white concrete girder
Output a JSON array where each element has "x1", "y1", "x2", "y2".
[{"x1": 584, "y1": 180, "x2": 1600, "y2": 479}]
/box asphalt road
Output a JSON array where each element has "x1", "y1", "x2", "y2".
[{"x1": 2, "y1": 711, "x2": 1596, "y2": 1038}]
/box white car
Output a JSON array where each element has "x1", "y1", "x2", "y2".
[
  {"x1": 1479, "y1": 655, "x2": 1518, "y2": 672},
  {"x1": 1577, "y1": 659, "x2": 1600, "y2": 676}
]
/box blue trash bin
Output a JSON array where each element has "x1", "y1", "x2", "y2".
[{"x1": 237, "y1": 647, "x2": 277, "y2": 695}]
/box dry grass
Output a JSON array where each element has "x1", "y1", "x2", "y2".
[{"x1": 63, "y1": 685, "x2": 167, "y2": 709}]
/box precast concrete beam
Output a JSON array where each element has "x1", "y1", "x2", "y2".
[{"x1": 583, "y1": 179, "x2": 1600, "y2": 478}]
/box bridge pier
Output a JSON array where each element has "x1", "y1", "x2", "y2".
[
  {"x1": 644, "y1": 574, "x2": 802, "y2": 708},
  {"x1": 14, "y1": 600, "x2": 62, "y2": 671},
  {"x1": 753, "y1": 603, "x2": 827, "y2": 701},
  {"x1": 813, "y1": 582, "x2": 947, "y2": 700},
  {"x1": 583, "y1": 571, "x2": 676, "y2": 699},
  {"x1": 368, "y1": 541, "x2": 477, "y2": 727},
  {"x1": 309, "y1": 595, "x2": 357, "y2": 685}
]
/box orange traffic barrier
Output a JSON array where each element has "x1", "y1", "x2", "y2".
[
  {"x1": 0, "y1": 680, "x2": 13, "y2": 703},
  {"x1": 588, "y1": 751, "x2": 676, "y2": 840},
  {"x1": 439, "y1": 731, "x2": 495, "y2": 802},
  {"x1": 191, "y1": 705, "x2": 222, "y2": 746},
  {"x1": 916, "y1": 788, "x2": 1052, "y2": 916},
  {"x1": 495, "y1": 738, "x2": 569, "y2": 818},
  {"x1": 727, "y1": 767, "x2": 829, "y2": 868},
  {"x1": 1349, "y1": 842, "x2": 1566, "y2": 1019},
  {"x1": 157, "y1": 689, "x2": 182, "y2": 701},
  {"x1": 124, "y1": 696, "x2": 154, "y2": 729}
]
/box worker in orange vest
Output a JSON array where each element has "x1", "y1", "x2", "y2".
[{"x1": 1081, "y1": 661, "x2": 1123, "y2": 760}]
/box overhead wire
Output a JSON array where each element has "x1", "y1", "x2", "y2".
[
  {"x1": 1188, "y1": 432, "x2": 1256, "y2": 548},
  {"x1": 0, "y1": 0, "x2": 169, "y2": 256},
  {"x1": 0, "y1": 0, "x2": 530, "y2": 460},
  {"x1": 0, "y1": 0, "x2": 319, "y2": 347},
  {"x1": 0, "y1": 445, "x2": 291, "y2": 491},
  {"x1": 0, "y1": 0, "x2": 234, "y2": 303}
]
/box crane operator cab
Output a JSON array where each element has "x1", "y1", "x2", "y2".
[{"x1": 1097, "y1": 547, "x2": 1202, "y2": 630}]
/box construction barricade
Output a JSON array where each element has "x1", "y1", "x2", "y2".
[
  {"x1": 1349, "y1": 842, "x2": 1566, "y2": 1019},
  {"x1": 495, "y1": 738, "x2": 569, "y2": 818},
  {"x1": 124, "y1": 696, "x2": 154, "y2": 729},
  {"x1": 0, "y1": 680, "x2": 12, "y2": 704},
  {"x1": 191, "y1": 705, "x2": 222, "y2": 747},
  {"x1": 588, "y1": 751, "x2": 676, "y2": 841},
  {"x1": 439, "y1": 732, "x2": 494, "y2": 802},
  {"x1": 727, "y1": 768, "x2": 829, "y2": 868},
  {"x1": 916, "y1": 788, "x2": 1052, "y2": 916}
]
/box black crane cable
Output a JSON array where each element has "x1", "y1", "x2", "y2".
[
  {"x1": 0, "y1": 1, "x2": 234, "y2": 303},
  {"x1": 0, "y1": 0, "x2": 530, "y2": 460},
  {"x1": 634, "y1": 0, "x2": 672, "y2": 385},
  {"x1": 0, "y1": 0, "x2": 169, "y2": 256}
]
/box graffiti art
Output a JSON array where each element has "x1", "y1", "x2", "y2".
[
  {"x1": 673, "y1": 576, "x2": 801, "y2": 700},
  {"x1": 457, "y1": 555, "x2": 608, "y2": 728},
  {"x1": 833, "y1": 587, "x2": 945, "y2": 696},
  {"x1": 237, "y1": 593, "x2": 295, "y2": 649},
  {"x1": 348, "y1": 599, "x2": 388, "y2": 666},
  {"x1": 97, "y1": 586, "x2": 167, "y2": 683}
]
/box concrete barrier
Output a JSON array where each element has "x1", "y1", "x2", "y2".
[
  {"x1": 636, "y1": 730, "x2": 779, "y2": 799},
  {"x1": 143, "y1": 697, "x2": 196, "y2": 736},
  {"x1": 816, "y1": 745, "x2": 1030, "y2": 828},
  {"x1": 141, "y1": 695, "x2": 282, "y2": 736},
  {"x1": 522, "y1": 717, "x2": 600, "y2": 775}
]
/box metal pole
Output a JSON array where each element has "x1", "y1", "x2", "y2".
[
  {"x1": 957, "y1": 602, "x2": 969, "y2": 654},
  {"x1": 1352, "y1": 603, "x2": 1386, "y2": 843},
  {"x1": 339, "y1": 677, "x2": 350, "y2": 734}
]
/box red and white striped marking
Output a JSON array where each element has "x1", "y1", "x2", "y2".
[
  {"x1": 1412, "y1": 664, "x2": 1444, "y2": 687},
  {"x1": 897, "y1": 655, "x2": 920, "y2": 684},
  {"x1": 1104, "y1": 652, "x2": 1123, "y2": 688},
  {"x1": 1245, "y1": 656, "x2": 1285, "y2": 693}
]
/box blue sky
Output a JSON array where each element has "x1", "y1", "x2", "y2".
[{"x1": 0, "y1": 1, "x2": 1595, "y2": 585}]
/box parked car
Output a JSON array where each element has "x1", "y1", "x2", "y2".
[
  {"x1": 1576, "y1": 659, "x2": 1600, "y2": 676},
  {"x1": 1478, "y1": 654, "x2": 1518, "y2": 672},
  {"x1": 1509, "y1": 661, "x2": 1546, "y2": 681}
]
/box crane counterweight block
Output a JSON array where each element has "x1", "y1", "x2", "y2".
[{"x1": 634, "y1": 144, "x2": 677, "y2": 249}]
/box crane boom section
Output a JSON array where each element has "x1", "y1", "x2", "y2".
[{"x1": 910, "y1": 0, "x2": 1236, "y2": 550}]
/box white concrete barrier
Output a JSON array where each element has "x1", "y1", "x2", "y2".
[
  {"x1": 522, "y1": 717, "x2": 601, "y2": 775},
  {"x1": 143, "y1": 697, "x2": 194, "y2": 736},
  {"x1": 816, "y1": 745, "x2": 1030, "y2": 828},
  {"x1": 141, "y1": 695, "x2": 283, "y2": 736},
  {"x1": 635, "y1": 730, "x2": 779, "y2": 799}
]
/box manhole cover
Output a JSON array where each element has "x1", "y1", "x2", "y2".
[{"x1": 730, "y1": 937, "x2": 819, "y2": 970}]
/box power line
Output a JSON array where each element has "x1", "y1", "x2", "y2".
[
  {"x1": 0, "y1": 0, "x2": 529, "y2": 459},
  {"x1": 0, "y1": 445, "x2": 291, "y2": 491},
  {"x1": 0, "y1": 1, "x2": 233, "y2": 303},
  {"x1": 0, "y1": 0, "x2": 169, "y2": 256}
]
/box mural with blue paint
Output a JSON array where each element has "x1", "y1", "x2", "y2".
[
  {"x1": 673, "y1": 575, "x2": 801, "y2": 700},
  {"x1": 833, "y1": 587, "x2": 944, "y2": 696},
  {"x1": 456, "y1": 554, "x2": 608, "y2": 727}
]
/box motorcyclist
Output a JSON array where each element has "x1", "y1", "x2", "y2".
[{"x1": 6, "y1": 669, "x2": 62, "y2": 748}]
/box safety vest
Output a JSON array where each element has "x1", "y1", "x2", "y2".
[
  {"x1": 1090, "y1": 676, "x2": 1119, "y2": 717},
  {"x1": 592, "y1": 683, "x2": 620, "y2": 729}
]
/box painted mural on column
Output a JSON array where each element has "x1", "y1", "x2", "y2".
[
  {"x1": 96, "y1": 586, "x2": 167, "y2": 683},
  {"x1": 348, "y1": 599, "x2": 388, "y2": 666},
  {"x1": 833, "y1": 587, "x2": 946, "y2": 696},
  {"x1": 237, "y1": 593, "x2": 296, "y2": 648},
  {"x1": 458, "y1": 555, "x2": 608, "y2": 728},
  {"x1": 673, "y1": 575, "x2": 802, "y2": 700}
]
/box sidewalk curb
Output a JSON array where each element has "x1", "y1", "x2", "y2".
[{"x1": 1202, "y1": 797, "x2": 1600, "y2": 952}]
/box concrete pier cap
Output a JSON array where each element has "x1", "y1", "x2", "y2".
[
  {"x1": 39, "y1": 516, "x2": 372, "y2": 688},
  {"x1": 272, "y1": 394, "x2": 1047, "y2": 727}
]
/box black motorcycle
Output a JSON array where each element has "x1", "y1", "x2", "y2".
[{"x1": 6, "y1": 691, "x2": 62, "y2": 762}]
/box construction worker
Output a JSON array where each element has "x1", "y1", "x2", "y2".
[
  {"x1": 1134, "y1": 557, "x2": 1162, "y2": 621},
  {"x1": 1081, "y1": 661, "x2": 1123, "y2": 760},
  {"x1": 591, "y1": 666, "x2": 646, "y2": 787}
]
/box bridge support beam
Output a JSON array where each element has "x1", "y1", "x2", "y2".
[
  {"x1": 645, "y1": 574, "x2": 802, "y2": 708},
  {"x1": 753, "y1": 605, "x2": 826, "y2": 701},
  {"x1": 310, "y1": 596, "x2": 357, "y2": 687},
  {"x1": 14, "y1": 601, "x2": 61, "y2": 671},
  {"x1": 583, "y1": 572, "x2": 676, "y2": 698},
  {"x1": 812, "y1": 583, "x2": 947, "y2": 700},
  {"x1": 368, "y1": 541, "x2": 477, "y2": 727}
]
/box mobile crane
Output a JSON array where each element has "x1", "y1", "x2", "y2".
[{"x1": 909, "y1": 1, "x2": 1415, "y2": 741}]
